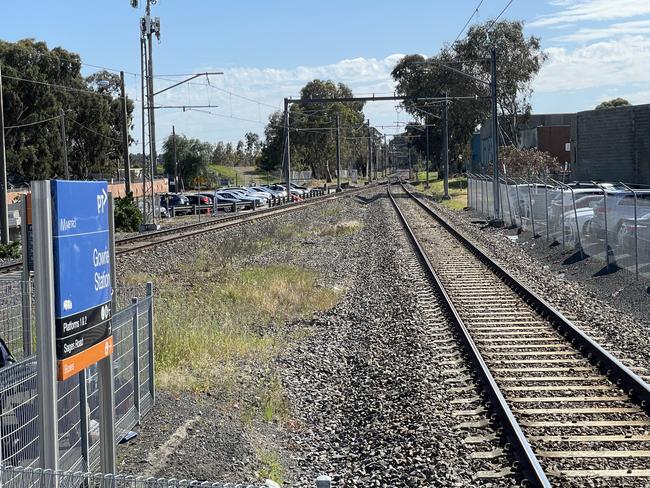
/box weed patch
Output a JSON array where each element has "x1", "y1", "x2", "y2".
[
  {"x1": 319, "y1": 219, "x2": 363, "y2": 237},
  {"x1": 154, "y1": 265, "x2": 338, "y2": 393}
]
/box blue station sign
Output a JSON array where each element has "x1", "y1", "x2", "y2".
[{"x1": 51, "y1": 180, "x2": 113, "y2": 380}]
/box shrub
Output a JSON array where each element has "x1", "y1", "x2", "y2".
[{"x1": 114, "y1": 193, "x2": 143, "y2": 232}]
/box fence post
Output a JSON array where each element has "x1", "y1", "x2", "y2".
[
  {"x1": 602, "y1": 186, "x2": 610, "y2": 270},
  {"x1": 514, "y1": 179, "x2": 522, "y2": 229},
  {"x1": 543, "y1": 177, "x2": 549, "y2": 241},
  {"x1": 132, "y1": 297, "x2": 141, "y2": 421},
  {"x1": 78, "y1": 369, "x2": 90, "y2": 469},
  {"x1": 527, "y1": 179, "x2": 537, "y2": 237},
  {"x1": 146, "y1": 282, "x2": 155, "y2": 403},
  {"x1": 560, "y1": 186, "x2": 566, "y2": 250},
  {"x1": 21, "y1": 277, "x2": 32, "y2": 356}
]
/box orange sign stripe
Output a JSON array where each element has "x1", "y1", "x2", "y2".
[{"x1": 57, "y1": 335, "x2": 114, "y2": 381}]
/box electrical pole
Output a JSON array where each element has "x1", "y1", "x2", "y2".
[
  {"x1": 366, "y1": 120, "x2": 372, "y2": 184},
  {"x1": 0, "y1": 65, "x2": 9, "y2": 244},
  {"x1": 283, "y1": 98, "x2": 291, "y2": 197},
  {"x1": 60, "y1": 109, "x2": 69, "y2": 180},
  {"x1": 442, "y1": 94, "x2": 450, "y2": 200},
  {"x1": 139, "y1": 34, "x2": 148, "y2": 221},
  {"x1": 335, "y1": 113, "x2": 341, "y2": 192},
  {"x1": 408, "y1": 145, "x2": 412, "y2": 181},
  {"x1": 384, "y1": 134, "x2": 388, "y2": 178},
  {"x1": 425, "y1": 121, "x2": 430, "y2": 189},
  {"x1": 172, "y1": 125, "x2": 177, "y2": 192},
  {"x1": 120, "y1": 71, "x2": 131, "y2": 195},
  {"x1": 491, "y1": 47, "x2": 501, "y2": 222}
]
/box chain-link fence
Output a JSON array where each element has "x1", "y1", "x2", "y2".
[
  {"x1": 468, "y1": 173, "x2": 650, "y2": 280},
  {"x1": 0, "y1": 278, "x2": 155, "y2": 472}
]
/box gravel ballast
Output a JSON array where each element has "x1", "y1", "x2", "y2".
[{"x1": 116, "y1": 186, "x2": 519, "y2": 486}]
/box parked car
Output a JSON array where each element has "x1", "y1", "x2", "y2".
[
  {"x1": 617, "y1": 212, "x2": 650, "y2": 259},
  {"x1": 289, "y1": 183, "x2": 309, "y2": 195},
  {"x1": 186, "y1": 194, "x2": 211, "y2": 213},
  {"x1": 216, "y1": 190, "x2": 256, "y2": 209},
  {"x1": 588, "y1": 189, "x2": 650, "y2": 242},
  {"x1": 159, "y1": 193, "x2": 192, "y2": 215},
  {"x1": 266, "y1": 184, "x2": 289, "y2": 198},
  {"x1": 225, "y1": 188, "x2": 266, "y2": 206},
  {"x1": 250, "y1": 186, "x2": 283, "y2": 198},
  {"x1": 201, "y1": 192, "x2": 240, "y2": 212}
]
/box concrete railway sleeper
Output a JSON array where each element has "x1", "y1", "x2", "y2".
[{"x1": 389, "y1": 182, "x2": 650, "y2": 487}]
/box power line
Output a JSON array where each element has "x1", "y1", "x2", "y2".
[
  {"x1": 5, "y1": 114, "x2": 61, "y2": 130},
  {"x1": 1, "y1": 73, "x2": 122, "y2": 99},
  {"x1": 69, "y1": 119, "x2": 122, "y2": 142},
  {"x1": 486, "y1": 0, "x2": 516, "y2": 32},
  {"x1": 454, "y1": 0, "x2": 486, "y2": 45}
]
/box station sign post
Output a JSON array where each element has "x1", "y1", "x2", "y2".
[{"x1": 33, "y1": 180, "x2": 116, "y2": 471}]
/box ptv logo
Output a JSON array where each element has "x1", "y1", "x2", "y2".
[{"x1": 97, "y1": 189, "x2": 108, "y2": 214}]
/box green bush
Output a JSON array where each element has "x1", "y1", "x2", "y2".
[
  {"x1": 0, "y1": 241, "x2": 21, "y2": 259},
  {"x1": 114, "y1": 193, "x2": 143, "y2": 232}
]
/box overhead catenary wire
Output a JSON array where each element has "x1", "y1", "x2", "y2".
[
  {"x1": 4, "y1": 114, "x2": 62, "y2": 130},
  {"x1": 486, "y1": 0, "x2": 516, "y2": 32},
  {"x1": 453, "y1": 0, "x2": 486, "y2": 45},
  {"x1": 1, "y1": 73, "x2": 123, "y2": 99}
]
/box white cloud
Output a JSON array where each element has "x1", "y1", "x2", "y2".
[
  {"x1": 130, "y1": 55, "x2": 407, "y2": 145},
  {"x1": 534, "y1": 35, "x2": 650, "y2": 92},
  {"x1": 530, "y1": 0, "x2": 650, "y2": 28},
  {"x1": 554, "y1": 19, "x2": 650, "y2": 41}
]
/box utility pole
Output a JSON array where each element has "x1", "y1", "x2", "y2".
[
  {"x1": 366, "y1": 120, "x2": 372, "y2": 184},
  {"x1": 283, "y1": 98, "x2": 291, "y2": 196},
  {"x1": 120, "y1": 71, "x2": 131, "y2": 194},
  {"x1": 335, "y1": 113, "x2": 341, "y2": 192},
  {"x1": 384, "y1": 134, "x2": 388, "y2": 178},
  {"x1": 0, "y1": 65, "x2": 9, "y2": 244},
  {"x1": 408, "y1": 146, "x2": 412, "y2": 180},
  {"x1": 425, "y1": 121, "x2": 430, "y2": 189},
  {"x1": 491, "y1": 47, "x2": 501, "y2": 222},
  {"x1": 172, "y1": 125, "x2": 178, "y2": 192},
  {"x1": 139, "y1": 34, "x2": 148, "y2": 221},
  {"x1": 443, "y1": 94, "x2": 450, "y2": 200},
  {"x1": 60, "y1": 109, "x2": 69, "y2": 179}
]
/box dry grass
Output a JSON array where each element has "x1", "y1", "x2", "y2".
[
  {"x1": 154, "y1": 264, "x2": 338, "y2": 392},
  {"x1": 319, "y1": 219, "x2": 363, "y2": 237}
]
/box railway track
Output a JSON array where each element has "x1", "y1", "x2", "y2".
[
  {"x1": 0, "y1": 184, "x2": 375, "y2": 271},
  {"x1": 389, "y1": 182, "x2": 650, "y2": 487}
]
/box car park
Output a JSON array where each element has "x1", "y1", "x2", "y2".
[
  {"x1": 266, "y1": 184, "x2": 288, "y2": 198},
  {"x1": 588, "y1": 189, "x2": 650, "y2": 242},
  {"x1": 216, "y1": 190, "x2": 257, "y2": 209},
  {"x1": 617, "y1": 212, "x2": 650, "y2": 258},
  {"x1": 186, "y1": 194, "x2": 211, "y2": 213},
  {"x1": 160, "y1": 193, "x2": 192, "y2": 215}
]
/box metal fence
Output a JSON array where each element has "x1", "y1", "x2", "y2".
[
  {"x1": 467, "y1": 173, "x2": 650, "y2": 280},
  {"x1": 0, "y1": 464, "x2": 271, "y2": 488},
  {"x1": 0, "y1": 279, "x2": 155, "y2": 472}
]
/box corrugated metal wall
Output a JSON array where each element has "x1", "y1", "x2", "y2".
[{"x1": 574, "y1": 104, "x2": 650, "y2": 184}]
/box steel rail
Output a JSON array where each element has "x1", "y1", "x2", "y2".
[
  {"x1": 0, "y1": 184, "x2": 377, "y2": 271},
  {"x1": 398, "y1": 181, "x2": 650, "y2": 411},
  {"x1": 115, "y1": 185, "x2": 376, "y2": 254},
  {"x1": 386, "y1": 184, "x2": 551, "y2": 488}
]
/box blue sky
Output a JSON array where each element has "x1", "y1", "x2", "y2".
[{"x1": 2, "y1": 0, "x2": 650, "y2": 145}]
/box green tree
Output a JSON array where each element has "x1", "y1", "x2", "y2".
[
  {"x1": 0, "y1": 39, "x2": 134, "y2": 183},
  {"x1": 392, "y1": 20, "x2": 546, "y2": 174},
  {"x1": 161, "y1": 133, "x2": 211, "y2": 188},
  {"x1": 259, "y1": 80, "x2": 367, "y2": 180},
  {"x1": 595, "y1": 98, "x2": 631, "y2": 110}
]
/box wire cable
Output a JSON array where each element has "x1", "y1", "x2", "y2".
[
  {"x1": 1, "y1": 74, "x2": 122, "y2": 99},
  {"x1": 454, "y1": 0, "x2": 486, "y2": 45},
  {"x1": 486, "y1": 0, "x2": 515, "y2": 32},
  {"x1": 4, "y1": 114, "x2": 62, "y2": 130}
]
